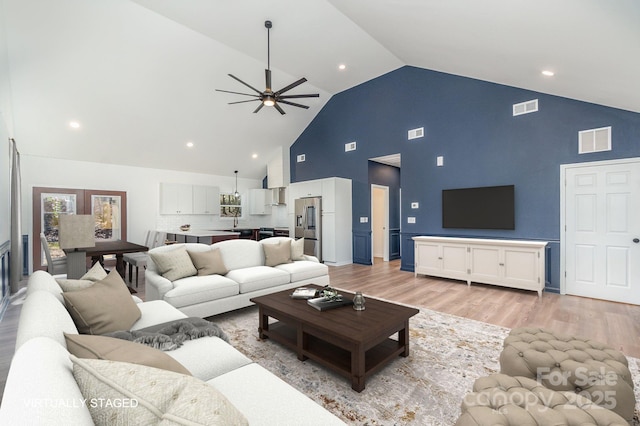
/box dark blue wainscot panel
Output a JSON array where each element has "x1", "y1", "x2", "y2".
[
  {"x1": 400, "y1": 232, "x2": 420, "y2": 272},
  {"x1": 389, "y1": 228, "x2": 401, "y2": 260},
  {"x1": 352, "y1": 230, "x2": 372, "y2": 265}
]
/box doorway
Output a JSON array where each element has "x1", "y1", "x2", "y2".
[
  {"x1": 561, "y1": 158, "x2": 640, "y2": 304},
  {"x1": 371, "y1": 184, "x2": 389, "y2": 262}
]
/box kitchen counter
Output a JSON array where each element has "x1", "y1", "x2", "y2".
[{"x1": 162, "y1": 229, "x2": 240, "y2": 244}]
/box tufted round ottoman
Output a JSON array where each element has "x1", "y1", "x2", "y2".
[
  {"x1": 499, "y1": 327, "x2": 635, "y2": 421},
  {"x1": 455, "y1": 373, "x2": 629, "y2": 425}
]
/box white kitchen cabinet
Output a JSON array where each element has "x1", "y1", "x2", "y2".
[
  {"x1": 193, "y1": 185, "x2": 220, "y2": 215},
  {"x1": 160, "y1": 183, "x2": 193, "y2": 215},
  {"x1": 249, "y1": 189, "x2": 272, "y2": 215},
  {"x1": 413, "y1": 236, "x2": 547, "y2": 296},
  {"x1": 289, "y1": 177, "x2": 352, "y2": 265},
  {"x1": 267, "y1": 155, "x2": 285, "y2": 188}
]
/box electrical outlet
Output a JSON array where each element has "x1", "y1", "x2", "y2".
[
  {"x1": 407, "y1": 217, "x2": 416, "y2": 224},
  {"x1": 411, "y1": 202, "x2": 419, "y2": 209},
  {"x1": 360, "y1": 217, "x2": 368, "y2": 223}
]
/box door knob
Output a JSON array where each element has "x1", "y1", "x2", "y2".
[{"x1": 634, "y1": 238, "x2": 640, "y2": 243}]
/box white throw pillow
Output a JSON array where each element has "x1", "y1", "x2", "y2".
[
  {"x1": 150, "y1": 246, "x2": 197, "y2": 281},
  {"x1": 291, "y1": 238, "x2": 305, "y2": 261},
  {"x1": 70, "y1": 356, "x2": 248, "y2": 425}
]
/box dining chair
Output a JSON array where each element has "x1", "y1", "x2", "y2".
[
  {"x1": 123, "y1": 230, "x2": 157, "y2": 287},
  {"x1": 40, "y1": 232, "x2": 68, "y2": 276}
]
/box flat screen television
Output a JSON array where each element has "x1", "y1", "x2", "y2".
[{"x1": 442, "y1": 185, "x2": 515, "y2": 230}]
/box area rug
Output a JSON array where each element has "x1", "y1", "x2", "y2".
[{"x1": 210, "y1": 305, "x2": 640, "y2": 425}]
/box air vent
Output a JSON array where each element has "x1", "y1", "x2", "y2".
[
  {"x1": 345, "y1": 141, "x2": 357, "y2": 152},
  {"x1": 579, "y1": 126, "x2": 611, "y2": 154},
  {"x1": 296, "y1": 154, "x2": 306, "y2": 162},
  {"x1": 408, "y1": 127, "x2": 424, "y2": 140},
  {"x1": 512, "y1": 99, "x2": 538, "y2": 116}
]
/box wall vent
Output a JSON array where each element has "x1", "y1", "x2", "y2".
[
  {"x1": 408, "y1": 127, "x2": 424, "y2": 140},
  {"x1": 296, "y1": 154, "x2": 306, "y2": 162},
  {"x1": 345, "y1": 141, "x2": 357, "y2": 152},
  {"x1": 579, "y1": 126, "x2": 611, "y2": 154},
  {"x1": 512, "y1": 99, "x2": 538, "y2": 116}
]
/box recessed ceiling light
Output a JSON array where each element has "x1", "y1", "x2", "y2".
[
  {"x1": 69, "y1": 121, "x2": 80, "y2": 129},
  {"x1": 252, "y1": 153, "x2": 258, "y2": 159},
  {"x1": 542, "y1": 70, "x2": 555, "y2": 77},
  {"x1": 186, "y1": 141, "x2": 194, "y2": 148},
  {"x1": 338, "y1": 64, "x2": 346, "y2": 70}
]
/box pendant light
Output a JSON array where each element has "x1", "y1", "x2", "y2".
[{"x1": 234, "y1": 170, "x2": 239, "y2": 198}]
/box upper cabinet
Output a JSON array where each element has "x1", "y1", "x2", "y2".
[
  {"x1": 193, "y1": 185, "x2": 220, "y2": 215},
  {"x1": 267, "y1": 150, "x2": 285, "y2": 188},
  {"x1": 249, "y1": 189, "x2": 272, "y2": 215},
  {"x1": 160, "y1": 183, "x2": 219, "y2": 215}
]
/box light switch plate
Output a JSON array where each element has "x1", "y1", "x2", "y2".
[
  {"x1": 411, "y1": 202, "x2": 419, "y2": 209},
  {"x1": 407, "y1": 217, "x2": 416, "y2": 224},
  {"x1": 360, "y1": 217, "x2": 368, "y2": 223},
  {"x1": 436, "y1": 156, "x2": 444, "y2": 166}
]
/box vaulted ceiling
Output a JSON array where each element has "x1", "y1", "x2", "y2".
[{"x1": 3, "y1": 0, "x2": 638, "y2": 180}]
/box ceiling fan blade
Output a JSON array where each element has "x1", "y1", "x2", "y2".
[
  {"x1": 278, "y1": 94, "x2": 320, "y2": 99},
  {"x1": 215, "y1": 89, "x2": 260, "y2": 97},
  {"x1": 278, "y1": 99, "x2": 310, "y2": 109},
  {"x1": 274, "y1": 78, "x2": 307, "y2": 96},
  {"x1": 228, "y1": 99, "x2": 261, "y2": 105},
  {"x1": 273, "y1": 103, "x2": 286, "y2": 115},
  {"x1": 265, "y1": 69, "x2": 272, "y2": 91},
  {"x1": 228, "y1": 74, "x2": 263, "y2": 95},
  {"x1": 253, "y1": 103, "x2": 265, "y2": 113}
]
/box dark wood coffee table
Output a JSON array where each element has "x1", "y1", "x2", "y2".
[{"x1": 250, "y1": 285, "x2": 419, "y2": 392}]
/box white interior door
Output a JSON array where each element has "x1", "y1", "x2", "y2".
[
  {"x1": 371, "y1": 185, "x2": 389, "y2": 262},
  {"x1": 562, "y1": 158, "x2": 640, "y2": 304}
]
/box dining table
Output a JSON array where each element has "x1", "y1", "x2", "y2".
[{"x1": 65, "y1": 240, "x2": 148, "y2": 292}]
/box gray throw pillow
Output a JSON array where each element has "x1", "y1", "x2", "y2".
[
  {"x1": 150, "y1": 246, "x2": 197, "y2": 281},
  {"x1": 187, "y1": 248, "x2": 229, "y2": 276}
]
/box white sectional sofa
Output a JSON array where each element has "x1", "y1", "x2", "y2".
[
  {"x1": 145, "y1": 237, "x2": 330, "y2": 317},
  {"x1": 0, "y1": 270, "x2": 344, "y2": 425}
]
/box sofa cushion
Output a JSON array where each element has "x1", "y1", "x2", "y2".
[
  {"x1": 26, "y1": 270, "x2": 65, "y2": 303},
  {"x1": 64, "y1": 333, "x2": 191, "y2": 375},
  {"x1": 70, "y1": 356, "x2": 248, "y2": 426},
  {"x1": 149, "y1": 245, "x2": 198, "y2": 281},
  {"x1": 164, "y1": 275, "x2": 240, "y2": 308},
  {"x1": 0, "y1": 337, "x2": 94, "y2": 425},
  {"x1": 263, "y1": 239, "x2": 292, "y2": 267},
  {"x1": 187, "y1": 248, "x2": 229, "y2": 276},
  {"x1": 275, "y1": 260, "x2": 330, "y2": 282},
  {"x1": 16, "y1": 290, "x2": 79, "y2": 349},
  {"x1": 225, "y1": 266, "x2": 291, "y2": 293},
  {"x1": 63, "y1": 270, "x2": 142, "y2": 335},
  {"x1": 131, "y1": 300, "x2": 188, "y2": 330},
  {"x1": 209, "y1": 363, "x2": 345, "y2": 426},
  {"x1": 165, "y1": 336, "x2": 253, "y2": 381}
]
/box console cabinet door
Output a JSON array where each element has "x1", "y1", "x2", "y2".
[
  {"x1": 440, "y1": 244, "x2": 468, "y2": 281},
  {"x1": 469, "y1": 245, "x2": 501, "y2": 285},
  {"x1": 415, "y1": 241, "x2": 441, "y2": 276},
  {"x1": 502, "y1": 248, "x2": 541, "y2": 290}
]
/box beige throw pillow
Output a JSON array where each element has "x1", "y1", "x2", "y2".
[
  {"x1": 291, "y1": 237, "x2": 305, "y2": 261},
  {"x1": 65, "y1": 333, "x2": 190, "y2": 375},
  {"x1": 263, "y1": 240, "x2": 292, "y2": 267},
  {"x1": 150, "y1": 246, "x2": 197, "y2": 281},
  {"x1": 70, "y1": 356, "x2": 248, "y2": 426},
  {"x1": 56, "y1": 262, "x2": 109, "y2": 292},
  {"x1": 187, "y1": 248, "x2": 229, "y2": 276},
  {"x1": 63, "y1": 270, "x2": 142, "y2": 335}
]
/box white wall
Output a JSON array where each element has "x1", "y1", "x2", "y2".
[
  {"x1": 0, "y1": 0, "x2": 13, "y2": 245},
  {"x1": 21, "y1": 155, "x2": 287, "y2": 271}
]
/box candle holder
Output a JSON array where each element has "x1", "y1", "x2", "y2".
[{"x1": 353, "y1": 292, "x2": 365, "y2": 311}]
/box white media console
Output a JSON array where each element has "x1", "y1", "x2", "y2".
[{"x1": 413, "y1": 236, "x2": 547, "y2": 296}]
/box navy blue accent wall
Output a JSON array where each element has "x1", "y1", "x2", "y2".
[{"x1": 290, "y1": 66, "x2": 640, "y2": 290}]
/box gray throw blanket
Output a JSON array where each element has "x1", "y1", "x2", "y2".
[{"x1": 105, "y1": 317, "x2": 228, "y2": 351}]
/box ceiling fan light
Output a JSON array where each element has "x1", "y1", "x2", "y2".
[{"x1": 263, "y1": 97, "x2": 275, "y2": 107}]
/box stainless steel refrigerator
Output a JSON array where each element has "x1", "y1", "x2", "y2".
[{"x1": 294, "y1": 197, "x2": 322, "y2": 262}]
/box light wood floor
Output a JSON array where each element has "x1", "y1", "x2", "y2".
[{"x1": 2, "y1": 258, "x2": 639, "y2": 401}]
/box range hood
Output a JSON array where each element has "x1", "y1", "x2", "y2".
[{"x1": 270, "y1": 187, "x2": 286, "y2": 205}]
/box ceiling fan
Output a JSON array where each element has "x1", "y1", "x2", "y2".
[{"x1": 216, "y1": 20, "x2": 319, "y2": 115}]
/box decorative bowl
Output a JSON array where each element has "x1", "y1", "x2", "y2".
[{"x1": 180, "y1": 224, "x2": 191, "y2": 231}]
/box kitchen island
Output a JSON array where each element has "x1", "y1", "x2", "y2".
[{"x1": 162, "y1": 229, "x2": 241, "y2": 244}]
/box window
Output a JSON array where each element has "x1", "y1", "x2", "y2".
[{"x1": 220, "y1": 193, "x2": 242, "y2": 218}]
